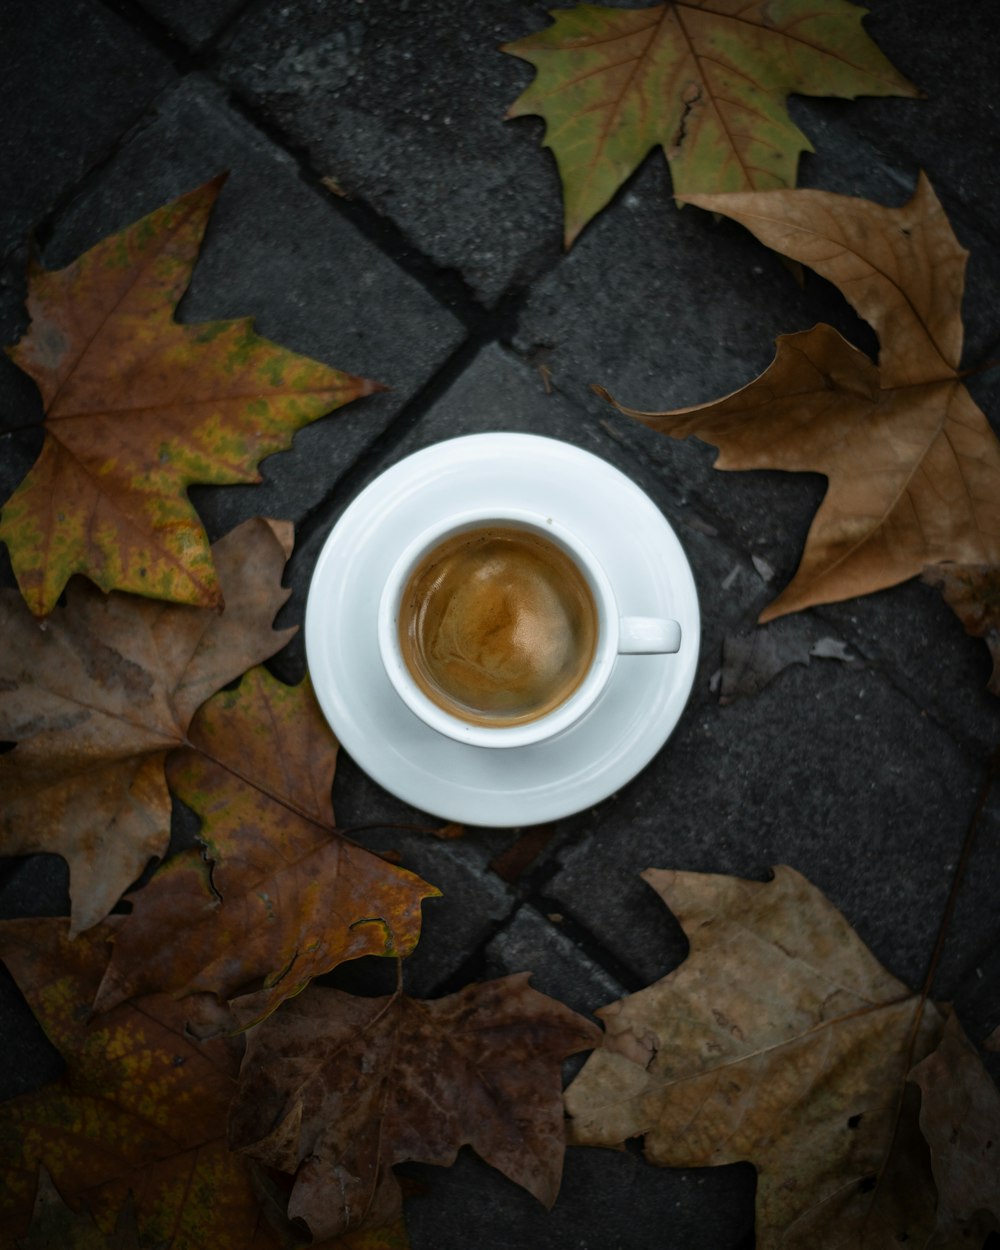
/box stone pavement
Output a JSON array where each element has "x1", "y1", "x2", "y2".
[{"x1": 2, "y1": 1, "x2": 999, "y2": 1245}]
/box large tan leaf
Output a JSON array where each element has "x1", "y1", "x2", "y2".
[
  {"x1": 0, "y1": 517, "x2": 295, "y2": 935},
  {"x1": 601, "y1": 175, "x2": 1000, "y2": 619},
  {"x1": 92, "y1": 667, "x2": 438, "y2": 1027},
  {"x1": 1, "y1": 176, "x2": 380, "y2": 616},
  {"x1": 503, "y1": 1, "x2": 917, "y2": 247},
  {"x1": 563, "y1": 866, "x2": 1000, "y2": 1247},
  {"x1": 228, "y1": 974, "x2": 601, "y2": 1240}
]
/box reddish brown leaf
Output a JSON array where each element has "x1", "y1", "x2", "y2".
[
  {"x1": 228, "y1": 974, "x2": 601, "y2": 1240},
  {"x1": 93, "y1": 668, "x2": 438, "y2": 1027},
  {"x1": 601, "y1": 176, "x2": 1000, "y2": 620},
  {"x1": 18, "y1": 1168, "x2": 142, "y2": 1250},
  {"x1": 1, "y1": 176, "x2": 381, "y2": 616},
  {"x1": 0, "y1": 517, "x2": 295, "y2": 935}
]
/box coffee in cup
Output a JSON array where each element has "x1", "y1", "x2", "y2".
[{"x1": 397, "y1": 525, "x2": 598, "y2": 727}]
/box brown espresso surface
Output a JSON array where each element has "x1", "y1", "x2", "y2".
[{"x1": 399, "y1": 526, "x2": 598, "y2": 726}]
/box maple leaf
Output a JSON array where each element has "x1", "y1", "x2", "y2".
[
  {"x1": 0, "y1": 516, "x2": 295, "y2": 935},
  {"x1": 1, "y1": 175, "x2": 381, "y2": 617},
  {"x1": 92, "y1": 667, "x2": 438, "y2": 1027},
  {"x1": 598, "y1": 175, "x2": 1000, "y2": 620},
  {"x1": 0, "y1": 916, "x2": 254, "y2": 1250},
  {"x1": 228, "y1": 974, "x2": 602, "y2": 1240},
  {"x1": 0, "y1": 918, "x2": 395, "y2": 1250},
  {"x1": 565, "y1": 866, "x2": 1000, "y2": 1246},
  {"x1": 502, "y1": 1, "x2": 917, "y2": 247},
  {"x1": 922, "y1": 563, "x2": 1000, "y2": 696}
]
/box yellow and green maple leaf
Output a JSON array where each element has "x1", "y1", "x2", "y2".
[
  {"x1": 2, "y1": 175, "x2": 380, "y2": 616},
  {"x1": 504, "y1": 0, "x2": 918, "y2": 246}
]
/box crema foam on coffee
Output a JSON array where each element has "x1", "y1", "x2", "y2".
[{"x1": 398, "y1": 525, "x2": 598, "y2": 727}]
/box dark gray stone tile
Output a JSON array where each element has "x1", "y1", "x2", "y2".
[
  {"x1": 547, "y1": 656, "x2": 985, "y2": 994},
  {"x1": 402, "y1": 1146, "x2": 756, "y2": 1250},
  {"x1": 485, "y1": 904, "x2": 626, "y2": 1022},
  {"x1": 931, "y1": 782, "x2": 1000, "y2": 1005},
  {"x1": 218, "y1": 0, "x2": 562, "y2": 305},
  {"x1": 139, "y1": 0, "x2": 246, "y2": 48},
  {"x1": 23, "y1": 75, "x2": 465, "y2": 545},
  {"x1": 812, "y1": 0, "x2": 1000, "y2": 248},
  {"x1": 0, "y1": 0, "x2": 174, "y2": 267}
]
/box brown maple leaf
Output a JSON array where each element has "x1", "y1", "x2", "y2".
[
  {"x1": 1, "y1": 175, "x2": 381, "y2": 617},
  {"x1": 92, "y1": 667, "x2": 438, "y2": 1027},
  {"x1": 503, "y1": 1, "x2": 917, "y2": 247},
  {"x1": 0, "y1": 516, "x2": 295, "y2": 935},
  {"x1": 598, "y1": 175, "x2": 1000, "y2": 620},
  {"x1": 228, "y1": 974, "x2": 601, "y2": 1240},
  {"x1": 565, "y1": 866, "x2": 1000, "y2": 1247}
]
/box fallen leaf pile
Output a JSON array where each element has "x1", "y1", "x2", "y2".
[
  {"x1": 566, "y1": 867, "x2": 1000, "y2": 1246},
  {"x1": 504, "y1": 0, "x2": 917, "y2": 246},
  {"x1": 0, "y1": 182, "x2": 602, "y2": 1249}
]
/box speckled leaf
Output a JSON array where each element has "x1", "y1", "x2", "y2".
[
  {"x1": 910, "y1": 1010, "x2": 1000, "y2": 1238},
  {"x1": 601, "y1": 176, "x2": 1000, "y2": 620},
  {"x1": 0, "y1": 518, "x2": 296, "y2": 936},
  {"x1": 565, "y1": 866, "x2": 954, "y2": 1248},
  {"x1": 0, "y1": 916, "x2": 251, "y2": 1250},
  {"x1": 1, "y1": 175, "x2": 380, "y2": 616},
  {"x1": 503, "y1": 1, "x2": 917, "y2": 246},
  {"x1": 0, "y1": 919, "x2": 373, "y2": 1250},
  {"x1": 229, "y1": 975, "x2": 601, "y2": 1240},
  {"x1": 92, "y1": 668, "x2": 438, "y2": 1027},
  {"x1": 923, "y1": 563, "x2": 1000, "y2": 697}
]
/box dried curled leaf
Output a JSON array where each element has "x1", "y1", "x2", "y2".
[
  {"x1": 504, "y1": 1, "x2": 917, "y2": 246},
  {"x1": 229, "y1": 975, "x2": 601, "y2": 1240},
  {"x1": 0, "y1": 517, "x2": 295, "y2": 935},
  {"x1": 601, "y1": 176, "x2": 1000, "y2": 620},
  {"x1": 1, "y1": 175, "x2": 381, "y2": 616},
  {"x1": 93, "y1": 668, "x2": 438, "y2": 1027},
  {"x1": 564, "y1": 866, "x2": 1000, "y2": 1246}
]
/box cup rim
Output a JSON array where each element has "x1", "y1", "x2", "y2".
[{"x1": 377, "y1": 507, "x2": 620, "y2": 748}]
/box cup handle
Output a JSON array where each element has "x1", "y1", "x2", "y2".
[{"x1": 619, "y1": 616, "x2": 681, "y2": 654}]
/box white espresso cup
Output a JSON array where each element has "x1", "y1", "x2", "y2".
[{"x1": 377, "y1": 507, "x2": 681, "y2": 749}]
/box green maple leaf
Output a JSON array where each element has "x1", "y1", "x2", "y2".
[{"x1": 504, "y1": 0, "x2": 919, "y2": 246}]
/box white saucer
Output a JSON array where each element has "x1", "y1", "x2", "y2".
[{"x1": 304, "y1": 434, "x2": 699, "y2": 825}]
